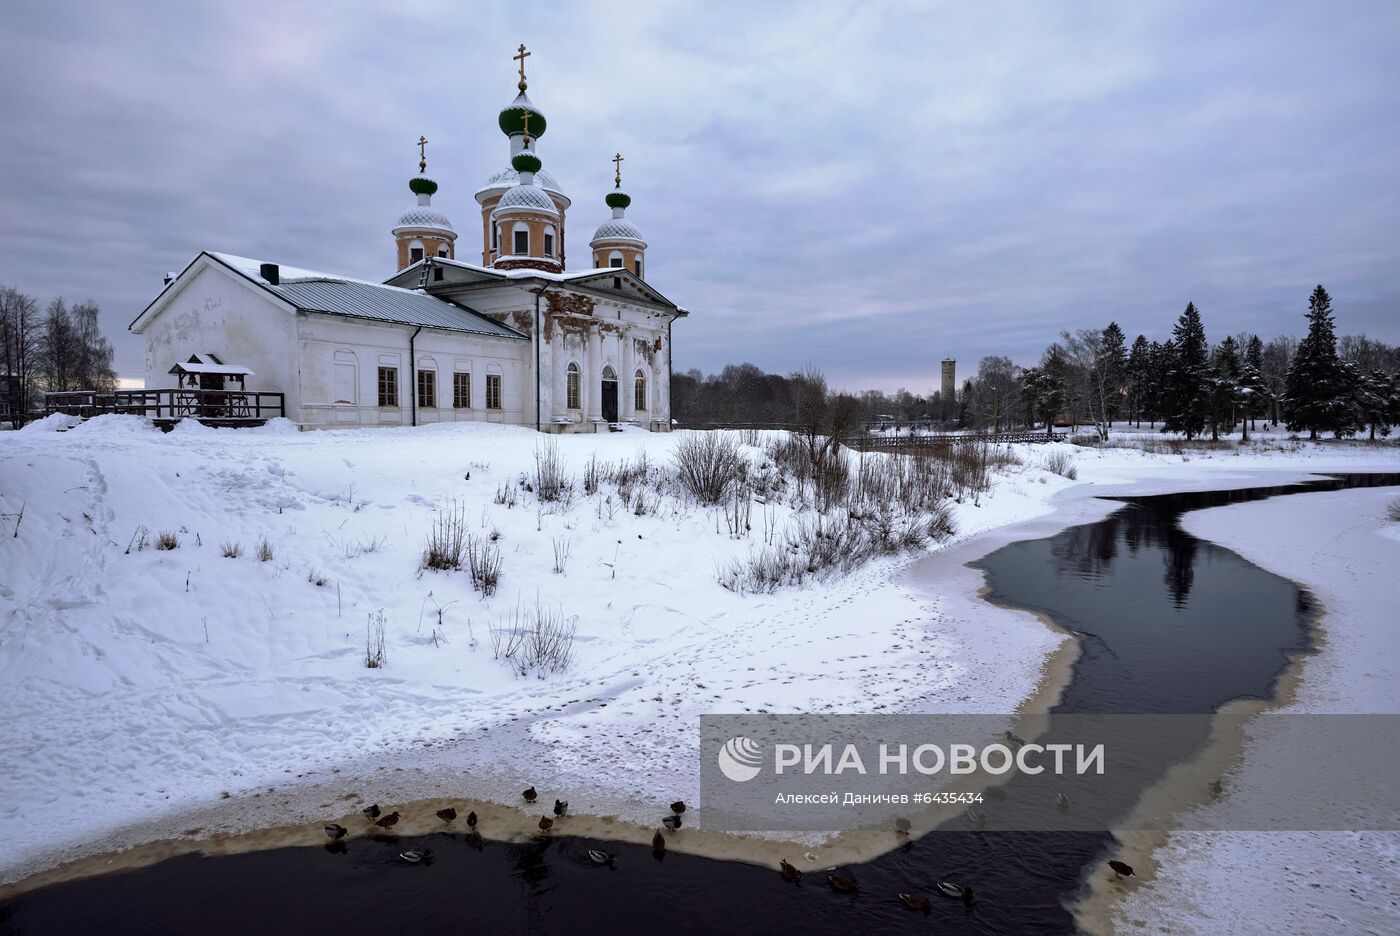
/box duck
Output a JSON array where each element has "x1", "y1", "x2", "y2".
[
  {"x1": 662, "y1": 814, "x2": 682, "y2": 831},
  {"x1": 936, "y1": 881, "x2": 975, "y2": 906},
  {"x1": 1108, "y1": 859, "x2": 1135, "y2": 879},
  {"x1": 779, "y1": 858, "x2": 802, "y2": 883},
  {"x1": 1056, "y1": 792, "x2": 1071, "y2": 811},
  {"x1": 1002, "y1": 730, "x2": 1025, "y2": 748},
  {"x1": 898, "y1": 892, "x2": 930, "y2": 911},
  {"x1": 985, "y1": 785, "x2": 1007, "y2": 801},
  {"x1": 827, "y1": 869, "x2": 858, "y2": 893},
  {"x1": 399, "y1": 848, "x2": 433, "y2": 864},
  {"x1": 669, "y1": 800, "x2": 687, "y2": 815},
  {"x1": 374, "y1": 811, "x2": 401, "y2": 830},
  {"x1": 324, "y1": 823, "x2": 348, "y2": 841},
  {"x1": 652, "y1": 829, "x2": 666, "y2": 853},
  {"x1": 523, "y1": 786, "x2": 538, "y2": 804},
  {"x1": 538, "y1": 816, "x2": 554, "y2": 833},
  {"x1": 894, "y1": 817, "x2": 911, "y2": 835},
  {"x1": 553, "y1": 799, "x2": 568, "y2": 817},
  {"x1": 588, "y1": 849, "x2": 616, "y2": 867},
  {"x1": 466, "y1": 810, "x2": 478, "y2": 828},
  {"x1": 466, "y1": 828, "x2": 484, "y2": 850},
  {"x1": 965, "y1": 805, "x2": 987, "y2": 826},
  {"x1": 362, "y1": 803, "x2": 381, "y2": 820},
  {"x1": 1209, "y1": 779, "x2": 1223, "y2": 798},
  {"x1": 436, "y1": 807, "x2": 457, "y2": 823}
]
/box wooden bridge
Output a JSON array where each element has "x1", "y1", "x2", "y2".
[
  {"x1": 43, "y1": 388, "x2": 285, "y2": 430},
  {"x1": 852, "y1": 429, "x2": 1065, "y2": 451}
]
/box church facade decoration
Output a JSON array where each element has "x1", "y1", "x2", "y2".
[{"x1": 129, "y1": 46, "x2": 686, "y2": 433}]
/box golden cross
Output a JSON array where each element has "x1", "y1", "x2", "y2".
[
  {"x1": 613, "y1": 152, "x2": 624, "y2": 187},
  {"x1": 514, "y1": 44, "x2": 530, "y2": 90},
  {"x1": 417, "y1": 135, "x2": 428, "y2": 173},
  {"x1": 521, "y1": 110, "x2": 532, "y2": 147}
]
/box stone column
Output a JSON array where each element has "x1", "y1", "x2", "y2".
[
  {"x1": 552, "y1": 327, "x2": 566, "y2": 422},
  {"x1": 586, "y1": 326, "x2": 602, "y2": 424},
  {"x1": 657, "y1": 333, "x2": 670, "y2": 426}
]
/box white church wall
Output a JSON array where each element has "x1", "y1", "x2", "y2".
[
  {"x1": 295, "y1": 313, "x2": 529, "y2": 429},
  {"x1": 136, "y1": 263, "x2": 302, "y2": 417}
]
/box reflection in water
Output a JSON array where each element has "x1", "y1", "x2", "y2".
[{"x1": 4, "y1": 474, "x2": 1397, "y2": 936}]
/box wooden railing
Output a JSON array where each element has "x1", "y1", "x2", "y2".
[
  {"x1": 852, "y1": 430, "x2": 1065, "y2": 450},
  {"x1": 43, "y1": 389, "x2": 285, "y2": 423}
]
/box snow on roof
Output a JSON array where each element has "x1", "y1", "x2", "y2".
[
  {"x1": 590, "y1": 218, "x2": 645, "y2": 244},
  {"x1": 206, "y1": 253, "x2": 525, "y2": 339},
  {"x1": 478, "y1": 166, "x2": 565, "y2": 199},
  {"x1": 393, "y1": 206, "x2": 455, "y2": 236},
  {"x1": 169, "y1": 362, "x2": 255, "y2": 376},
  {"x1": 495, "y1": 182, "x2": 559, "y2": 216}
]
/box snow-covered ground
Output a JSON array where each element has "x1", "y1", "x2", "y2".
[
  {"x1": 1109, "y1": 485, "x2": 1400, "y2": 935},
  {"x1": 0, "y1": 417, "x2": 1396, "y2": 912}
]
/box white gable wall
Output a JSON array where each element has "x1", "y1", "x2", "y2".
[{"x1": 136, "y1": 263, "x2": 302, "y2": 417}]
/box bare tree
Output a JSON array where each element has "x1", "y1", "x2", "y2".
[{"x1": 0, "y1": 286, "x2": 41, "y2": 427}]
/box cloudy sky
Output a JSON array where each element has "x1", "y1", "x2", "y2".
[{"x1": 2, "y1": 1, "x2": 1397, "y2": 392}]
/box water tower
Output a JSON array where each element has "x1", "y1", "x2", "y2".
[{"x1": 940, "y1": 359, "x2": 956, "y2": 402}]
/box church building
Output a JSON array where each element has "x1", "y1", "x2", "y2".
[{"x1": 129, "y1": 46, "x2": 686, "y2": 432}]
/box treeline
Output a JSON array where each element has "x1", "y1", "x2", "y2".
[
  {"x1": 673, "y1": 284, "x2": 1400, "y2": 441},
  {"x1": 1007, "y1": 285, "x2": 1400, "y2": 440},
  {"x1": 1, "y1": 284, "x2": 118, "y2": 426}
]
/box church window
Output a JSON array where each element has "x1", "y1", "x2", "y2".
[
  {"x1": 612, "y1": 276, "x2": 622, "y2": 290},
  {"x1": 608, "y1": 252, "x2": 623, "y2": 268},
  {"x1": 433, "y1": 266, "x2": 444, "y2": 281},
  {"x1": 438, "y1": 245, "x2": 448, "y2": 257},
  {"x1": 634, "y1": 258, "x2": 642, "y2": 278},
  {"x1": 417, "y1": 369, "x2": 436, "y2": 408},
  {"x1": 634, "y1": 370, "x2": 647, "y2": 412},
  {"x1": 492, "y1": 224, "x2": 499, "y2": 251},
  {"x1": 410, "y1": 247, "x2": 424, "y2": 263},
  {"x1": 544, "y1": 231, "x2": 555, "y2": 257},
  {"x1": 513, "y1": 228, "x2": 529, "y2": 255},
  {"x1": 566, "y1": 362, "x2": 581, "y2": 410},
  {"x1": 377, "y1": 366, "x2": 398, "y2": 407},
  {"x1": 485, "y1": 373, "x2": 502, "y2": 410},
  {"x1": 453, "y1": 372, "x2": 471, "y2": 408}
]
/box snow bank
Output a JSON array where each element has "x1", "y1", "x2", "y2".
[{"x1": 0, "y1": 423, "x2": 1395, "y2": 886}]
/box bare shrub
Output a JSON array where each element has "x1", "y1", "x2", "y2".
[
  {"x1": 1386, "y1": 497, "x2": 1400, "y2": 523},
  {"x1": 493, "y1": 482, "x2": 518, "y2": 508},
  {"x1": 552, "y1": 536, "x2": 571, "y2": 574},
  {"x1": 365, "y1": 610, "x2": 387, "y2": 668},
  {"x1": 255, "y1": 536, "x2": 274, "y2": 562},
  {"x1": 307, "y1": 568, "x2": 328, "y2": 587},
  {"x1": 1042, "y1": 449, "x2": 1078, "y2": 480},
  {"x1": 423, "y1": 500, "x2": 467, "y2": 571},
  {"x1": 488, "y1": 600, "x2": 577, "y2": 677},
  {"x1": 533, "y1": 438, "x2": 572, "y2": 503},
  {"x1": 582, "y1": 453, "x2": 603, "y2": 496},
  {"x1": 154, "y1": 531, "x2": 180, "y2": 551},
  {"x1": 674, "y1": 432, "x2": 746, "y2": 504},
  {"x1": 467, "y1": 534, "x2": 502, "y2": 596},
  {"x1": 220, "y1": 541, "x2": 242, "y2": 558}
]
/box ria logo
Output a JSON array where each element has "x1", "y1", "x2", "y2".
[{"x1": 717, "y1": 736, "x2": 763, "y2": 782}]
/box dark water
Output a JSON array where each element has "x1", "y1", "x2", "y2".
[{"x1": 5, "y1": 473, "x2": 1398, "y2": 936}]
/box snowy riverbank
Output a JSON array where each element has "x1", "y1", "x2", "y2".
[
  {"x1": 1106, "y1": 485, "x2": 1400, "y2": 935},
  {"x1": 1, "y1": 418, "x2": 1395, "y2": 892}
]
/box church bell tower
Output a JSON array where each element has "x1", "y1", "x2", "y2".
[{"x1": 392, "y1": 136, "x2": 457, "y2": 271}]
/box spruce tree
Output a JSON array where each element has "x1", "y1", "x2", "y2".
[
  {"x1": 1206, "y1": 336, "x2": 1242, "y2": 442},
  {"x1": 1353, "y1": 369, "x2": 1397, "y2": 440},
  {"x1": 1127, "y1": 335, "x2": 1150, "y2": 426},
  {"x1": 1243, "y1": 334, "x2": 1267, "y2": 430},
  {"x1": 1163, "y1": 302, "x2": 1209, "y2": 439},
  {"x1": 1283, "y1": 285, "x2": 1355, "y2": 439},
  {"x1": 1099, "y1": 322, "x2": 1128, "y2": 427}
]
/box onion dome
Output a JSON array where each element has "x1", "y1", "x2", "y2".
[
  {"x1": 592, "y1": 214, "x2": 643, "y2": 243},
  {"x1": 409, "y1": 176, "x2": 438, "y2": 196},
  {"x1": 591, "y1": 154, "x2": 644, "y2": 247},
  {"x1": 493, "y1": 143, "x2": 559, "y2": 221},
  {"x1": 393, "y1": 204, "x2": 455, "y2": 236},
  {"x1": 499, "y1": 90, "x2": 547, "y2": 139}
]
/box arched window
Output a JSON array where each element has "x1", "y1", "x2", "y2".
[
  {"x1": 437, "y1": 244, "x2": 449, "y2": 257},
  {"x1": 566, "y1": 362, "x2": 581, "y2": 410},
  {"x1": 602, "y1": 365, "x2": 617, "y2": 381},
  {"x1": 492, "y1": 223, "x2": 500, "y2": 252},
  {"x1": 543, "y1": 225, "x2": 556, "y2": 258},
  {"x1": 513, "y1": 226, "x2": 529, "y2": 255},
  {"x1": 608, "y1": 250, "x2": 623, "y2": 269},
  {"x1": 634, "y1": 369, "x2": 647, "y2": 412},
  {"x1": 485, "y1": 362, "x2": 504, "y2": 410},
  {"x1": 409, "y1": 239, "x2": 425, "y2": 263}
]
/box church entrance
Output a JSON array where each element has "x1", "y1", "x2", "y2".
[{"x1": 601, "y1": 366, "x2": 618, "y2": 423}]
